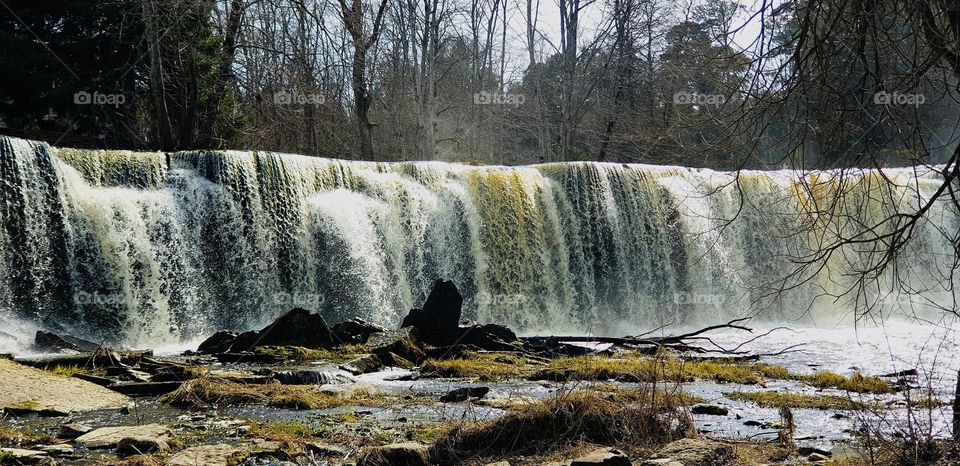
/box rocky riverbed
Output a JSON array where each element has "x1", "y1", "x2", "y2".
[{"x1": 2, "y1": 281, "x2": 958, "y2": 465}]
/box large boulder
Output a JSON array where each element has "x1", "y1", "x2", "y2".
[
  {"x1": 195, "y1": 308, "x2": 335, "y2": 353},
  {"x1": 570, "y1": 448, "x2": 632, "y2": 466},
  {"x1": 34, "y1": 331, "x2": 100, "y2": 353},
  {"x1": 456, "y1": 324, "x2": 520, "y2": 351},
  {"x1": 401, "y1": 279, "x2": 463, "y2": 344},
  {"x1": 640, "y1": 439, "x2": 734, "y2": 466},
  {"x1": 165, "y1": 444, "x2": 249, "y2": 466},
  {"x1": 253, "y1": 308, "x2": 335, "y2": 348},
  {"x1": 75, "y1": 424, "x2": 170, "y2": 449},
  {"x1": 358, "y1": 442, "x2": 430, "y2": 466},
  {"x1": 196, "y1": 331, "x2": 238, "y2": 354},
  {"x1": 333, "y1": 318, "x2": 386, "y2": 344}
]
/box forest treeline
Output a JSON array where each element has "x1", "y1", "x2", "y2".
[{"x1": 0, "y1": 0, "x2": 957, "y2": 168}]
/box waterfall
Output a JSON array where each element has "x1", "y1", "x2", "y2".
[{"x1": 0, "y1": 135, "x2": 955, "y2": 348}]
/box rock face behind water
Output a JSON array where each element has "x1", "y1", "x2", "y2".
[{"x1": 401, "y1": 279, "x2": 463, "y2": 345}]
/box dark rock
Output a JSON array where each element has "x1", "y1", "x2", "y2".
[
  {"x1": 340, "y1": 354, "x2": 384, "y2": 375},
  {"x1": 401, "y1": 279, "x2": 462, "y2": 344},
  {"x1": 72, "y1": 373, "x2": 113, "y2": 386},
  {"x1": 107, "y1": 381, "x2": 183, "y2": 396},
  {"x1": 58, "y1": 423, "x2": 93, "y2": 439},
  {"x1": 798, "y1": 447, "x2": 832, "y2": 457},
  {"x1": 198, "y1": 308, "x2": 336, "y2": 355},
  {"x1": 333, "y1": 318, "x2": 386, "y2": 345},
  {"x1": 197, "y1": 331, "x2": 238, "y2": 354},
  {"x1": 377, "y1": 352, "x2": 414, "y2": 369},
  {"x1": 455, "y1": 325, "x2": 520, "y2": 351},
  {"x1": 357, "y1": 442, "x2": 429, "y2": 466},
  {"x1": 440, "y1": 387, "x2": 490, "y2": 402},
  {"x1": 253, "y1": 308, "x2": 335, "y2": 349},
  {"x1": 213, "y1": 352, "x2": 283, "y2": 364},
  {"x1": 305, "y1": 442, "x2": 349, "y2": 457},
  {"x1": 116, "y1": 436, "x2": 171, "y2": 456},
  {"x1": 371, "y1": 328, "x2": 427, "y2": 364},
  {"x1": 34, "y1": 331, "x2": 100, "y2": 353},
  {"x1": 570, "y1": 448, "x2": 631, "y2": 466},
  {"x1": 641, "y1": 438, "x2": 734, "y2": 466},
  {"x1": 691, "y1": 404, "x2": 729, "y2": 416},
  {"x1": 272, "y1": 370, "x2": 355, "y2": 385}
]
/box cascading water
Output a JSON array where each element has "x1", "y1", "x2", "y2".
[{"x1": 0, "y1": 135, "x2": 956, "y2": 349}]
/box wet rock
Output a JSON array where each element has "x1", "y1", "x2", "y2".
[
  {"x1": 333, "y1": 318, "x2": 386, "y2": 344},
  {"x1": 340, "y1": 354, "x2": 384, "y2": 375},
  {"x1": 691, "y1": 404, "x2": 729, "y2": 416},
  {"x1": 0, "y1": 448, "x2": 49, "y2": 462},
  {"x1": 197, "y1": 331, "x2": 239, "y2": 354},
  {"x1": 116, "y1": 435, "x2": 171, "y2": 456},
  {"x1": 166, "y1": 443, "x2": 249, "y2": 466},
  {"x1": 199, "y1": 308, "x2": 336, "y2": 354},
  {"x1": 272, "y1": 369, "x2": 355, "y2": 385},
  {"x1": 251, "y1": 308, "x2": 336, "y2": 349},
  {"x1": 641, "y1": 438, "x2": 734, "y2": 466},
  {"x1": 570, "y1": 448, "x2": 631, "y2": 466},
  {"x1": 357, "y1": 442, "x2": 429, "y2": 466},
  {"x1": 440, "y1": 386, "x2": 490, "y2": 402},
  {"x1": 0, "y1": 358, "x2": 130, "y2": 415},
  {"x1": 37, "y1": 444, "x2": 74, "y2": 455},
  {"x1": 798, "y1": 446, "x2": 832, "y2": 457},
  {"x1": 378, "y1": 351, "x2": 414, "y2": 369},
  {"x1": 75, "y1": 424, "x2": 170, "y2": 449},
  {"x1": 455, "y1": 325, "x2": 521, "y2": 351},
  {"x1": 107, "y1": 381, "x2": 183, "y2": 396},
  {"x1": 34, "y1": 330, "x2": 99, "y2": 353},
  {"x1": 58, "y1": 423, "x2": 93, "y2": 439},
  {"x1": 371, "y1": 328, "x2": 427, "y2": 364},
  {"x1": 305, "y1": 442, "x2": 349, "y2": 457},
  {"x1": 401, "y1": 279, "x2": 463, "y2": 345}
]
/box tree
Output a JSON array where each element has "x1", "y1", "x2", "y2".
[{"x1": 337, "y1": 0, "x2": 390, "y2": 160}]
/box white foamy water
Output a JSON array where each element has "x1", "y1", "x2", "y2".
[{"x1": 0, "y1": 136, "x2": 957, "y2": 352}]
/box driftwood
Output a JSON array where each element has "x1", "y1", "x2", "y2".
[{"x1": 520, "y1": 318, "x2": 803, "y2": 355}]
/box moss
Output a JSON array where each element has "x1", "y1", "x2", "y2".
[
  {"x1": 254, "y1": 345, "x2": 365, "y2": 364},
  {"x1": 162, "y1": 376, "x2": 385, "y2": 410},
  {"x1": 593, "y1": 384, "x2": 705, "y2": 406},
  {"x1": 411, "y1": 423, "x2": 461, "y2": 444},
  {"x1": 726, "y1": 391, "x2": 881, "y2": 410},
  {"x1": 0, "y1": 425, "x2": 55, "y2": 447},
  {"x1": 46, "y1": 365, "x2": 84, "y2": 377},
  {"x1": 421, "y1": 352, "x2": 537, "y2": 381},
  {"x1": 531, "y1": 354, "x2": 781, "y2": 385},
  {"x1": 798, "y1": 371, "x2": 890, "y2": 394},
  {"x1": 249, "y1": 421, "x2": 319, "y2": 447}
]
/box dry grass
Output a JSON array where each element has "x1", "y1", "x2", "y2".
[
  {"x1": 430, "y1": 390, "x2": 690, "y2": 463},
  {"x1": 420, "y1": 352, "x2": 538, "y2": 381},
  {"x1": 162, "y1": 376, "x2": 383, "y2": 409},
  {"x1": 529, "y1": 353, "x2": 890, "y2": 394},
  {"x1": 726, "y1": 391, "x2": 880, "y2": 410},
  {"x1": 45, "y1": 365, "x2": 84, "y2": 377},
  {"x1": 248, "y1": 420, "x2": 320, "y2": 448},
  {"x1": 254, "y1": 345, "x2": 368, "y2": 363},
  {"x1": 0, "y1": 424, "x2": 55, "y2": 447}
]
